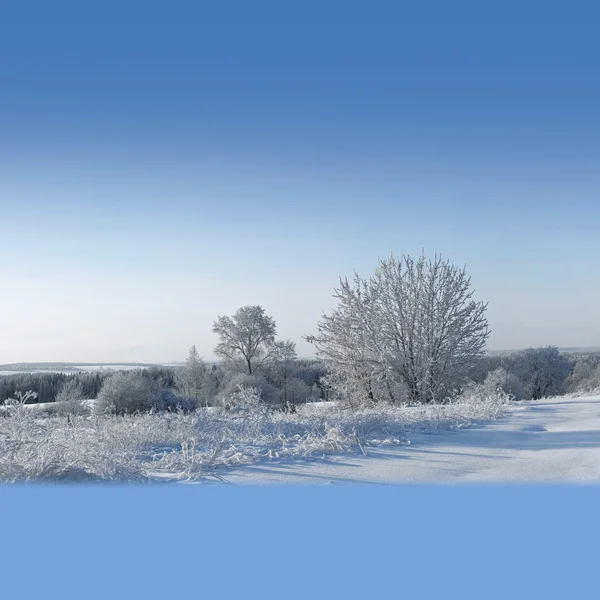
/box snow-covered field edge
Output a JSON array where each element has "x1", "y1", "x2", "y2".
[{"x1": 0, "y1": 388, "x2": 510, "y2": 483}]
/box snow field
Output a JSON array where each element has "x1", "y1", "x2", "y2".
[{"x1": 223, "y1": 394, "x2": 600, "y2": 484}]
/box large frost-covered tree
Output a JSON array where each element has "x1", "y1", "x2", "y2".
[
  {"x1": 308, "y1": 254, "x2": 490, "y2": 405},
  {"x1": 212, "y1": 305, "x2": 282, "y2": 375}
]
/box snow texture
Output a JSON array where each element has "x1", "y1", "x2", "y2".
[
  {"x1": 3, "y1": 387, "x2": 598, "y2": 484},
  {"x1": 222, "y1": 395, "x2": 600, "y2": 484},
  {"x1": 0, "y1": 388, "x2": 506, "y2": 483}
]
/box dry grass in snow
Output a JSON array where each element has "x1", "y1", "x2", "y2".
[{"x1": 0, "y1": 387, "x2": 509, "y2": 483}]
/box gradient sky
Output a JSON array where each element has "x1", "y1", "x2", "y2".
[{"x1": 1, "y1": 4, "x2": 599, "y2": 363}]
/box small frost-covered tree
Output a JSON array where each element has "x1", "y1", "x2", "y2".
[
  {"x1": 308, "y1": 253, "x2": 490, "y2": 405},
  {"x1": 267, "y1": 340, "x2": 306, "y2": 407},
  {"x1": 175, "y1": 345, "x2": 216, "y2": 406},
  {"x1": 55, "y1": 378, "x2": 88, "y2": 416},
  {"x1": 212, "y1": 305, "x2": 283, "y2": 375}
]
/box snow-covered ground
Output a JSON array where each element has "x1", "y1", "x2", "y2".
[
  {"x1": 3, "y1": 393, "x2": 598, "y2": 483},
  {"x1": 0, "y1": 391, "x2": 507, "y2": 482},
  {"x1": 219, "y1": 395, "x2": 600, "y2": 484}
]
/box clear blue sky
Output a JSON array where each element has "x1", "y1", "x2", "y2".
[{"x1": 1, "y1": 3, "x2": 599, "y2": 363}]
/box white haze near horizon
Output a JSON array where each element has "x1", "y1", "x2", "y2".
[
  {"x1": 2, "y1": 257, "x2": 599, "y2": 365},
  {"x1": 2, "y1": 160, "x2": 600, "y2": 365}
]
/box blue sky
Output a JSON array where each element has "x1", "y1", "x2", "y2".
[{"x1": 0, "y1": 4, "x2": 599, "y2": 362}]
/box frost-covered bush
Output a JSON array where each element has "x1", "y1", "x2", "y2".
[
  {"x1": 276, "y1": 377, "x2": 312, "y2": 407},
  {"x1": 147, "y1": 388, "x2": 198, "y2": 413},
  {"x1": 505, "y1": 346, "x2": 573, "y2": 400},
  {"x1": 219, "y1": 386, "x2": 272, "y2": 438},
  {"x1": 216, "y1": 372, "x2": 278, "y2": 406},
  {"x1": 55, "y1": 379, "x2": 89, "y2": 416},
  {"x1": 564, "y1": 355, "x2": 600, "y2": 395},
  {"x1": 221, "y1": 385, "x2": 266, "y2": 414},
  {"x1": 1, "y1": 391, "x2": 38, "y2": 420},
  {"x1": 95, "y1": 371, "x2": 156, "y2": 415},
  {"x1": 96, "y1": 372, "x2": 194, "y2": 415},
  {"x1": 583, "y1": 364, "x2": 600, "y2": 394},
  {"x1": 0, "y1": 383, "x2": 509, "y2": 483},
  {"x1": 569, "y1": 363, "x2": 600, "y2": 395},
  {"x1": 320, "y1": 367, "x2": 411, "y2": 409},
  {"x1": 453, "y1": 385, "x2": 511, "y2": 414},
  {"x1": 483, "y1": 368, "x2": 525, "y2": 401}
]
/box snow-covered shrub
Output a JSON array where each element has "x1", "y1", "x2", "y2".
[
  {"x1": 276, "y1": 377, "x2": 311, "y2": 408},
  {"x1": 453, "y1": 385, "x2": 511, "y2": 418},
  {"x1": 505, "y1": 346, "x2": 573, "y2": 400},
  {"x1": 0, "y1": 382, "x2": 509, "y2": 483},
  {"x1": 95, "y1": 371, "x2": 195, "y2": 415},
  {"x1": 219, "y1": 386, "x2": 272, "y2": 437},
  {"x1": 1, "y1": 390, "x2": 40, "y2": 417},
  {"x1": 55, "y1": 379, "x2": 89, "y2": 416},
  {"x1": 584, "y1": 364, "x2": 600, "y2": 394},
  {"x1": 95, "y1": 371, "x2": 156, "y2": 415},
  {"x1": 483, "y1": 367, "x2": 525, "y2": 401},
  {"x1": 147, "y1": 388, "x2": 198, "y2": 413},
  {"x1": 320, "y1": 367, "x2": 411, "y2": 409},
  {"x1": 567, "y1": 363, "x2": 600, "y2": 395},
  {"x1": 216, "y1": 372, "x2": 278, "y2": 406}
]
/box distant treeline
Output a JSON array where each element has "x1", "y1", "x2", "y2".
[
  {"x1": 3, "y1": 350, "x2": 596, "y2": 407},
  {"x1": 0, "y1": 366, "x2": 177, "y2": 404},
  {"x1": 0, "y1": 372, "x2": 102, "y2": 404},
  {"x1": 0, "y1": 360, "x2": 328, "y2": 405},
  {"x1": 470, "y1": 348, "x2": 600, "y2": 400}
]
